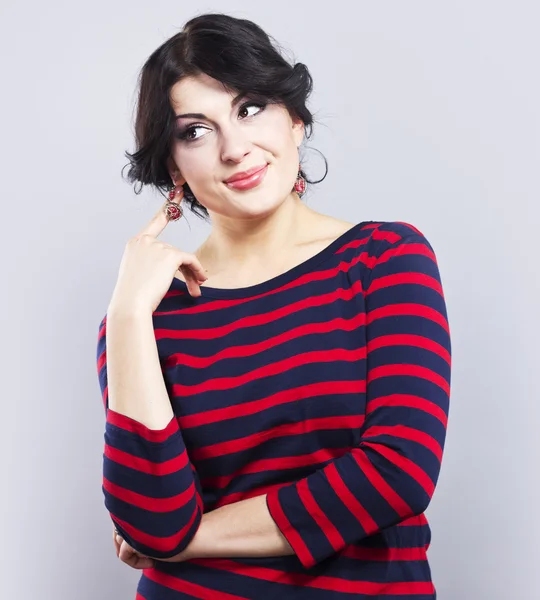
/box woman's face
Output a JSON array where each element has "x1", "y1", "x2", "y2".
[{"x1": 167, "y1": 73, "x2": 305, "y2": 220}]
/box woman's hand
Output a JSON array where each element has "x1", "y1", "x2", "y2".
[
  {"x1": 112, "y1": 524, "x2": 195, "y2": 566},
  {"x1": 108, "y1": 179, "x2": 208, "y2": 314},
  {"x1": 113, "y1": 525, "x2": 155, "y2": 569}
]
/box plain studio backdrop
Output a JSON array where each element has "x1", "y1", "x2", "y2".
[{"x1": 0, "y1": 1, "x2": 537, "y2": 598}]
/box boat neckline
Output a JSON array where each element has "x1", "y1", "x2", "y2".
[{"x1": 169, "y1": 220, "x2": 371, "y2": 299}]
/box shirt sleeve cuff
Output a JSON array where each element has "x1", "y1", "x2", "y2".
[
  {"x1": 266, "y1": 486, "x2": 318, "y2": 569},
  {"x1": 106, "y1": 407, "x2": 179, "y2": 442}
]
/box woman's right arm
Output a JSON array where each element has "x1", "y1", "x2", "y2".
[{"x1": 97, "y1": 310, "x2": 203, "y2": 560}]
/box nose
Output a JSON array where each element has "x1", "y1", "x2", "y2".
[{"x1": 219, "y1": 124, "x2": 253, "y2": 164}]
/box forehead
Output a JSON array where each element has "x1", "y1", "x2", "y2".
[{"x1": 169, "y1": 73, "x2": 237, "y2": 112}]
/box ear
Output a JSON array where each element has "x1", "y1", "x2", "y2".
[
  {"x1": 166, "y1": 157, "x2": 183, "y2": 186},
  {"x1": 292, "y1": 117, "x2": 305, "y2": 148}
]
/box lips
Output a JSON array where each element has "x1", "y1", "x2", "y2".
[
  {"x1": 224, "y1": 164, "x2": 269, "y2": 191},
  {"x1": 224, "y1": 164, "x2": 268, "y2": 183}
]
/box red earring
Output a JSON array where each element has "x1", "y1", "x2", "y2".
[
  {"x1": 164, "y1": 183, "x2": 184, "y2": 221},
  {"x1": 294, "y1": 163, "x2": 306, "y2": 196}
]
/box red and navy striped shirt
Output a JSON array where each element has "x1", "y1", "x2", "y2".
[{"x1": 96, "y1": 220, "x2": 451, "y2": 599}]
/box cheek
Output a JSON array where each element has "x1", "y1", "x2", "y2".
[
  {"x1": 170, "y1": 146, "x2": 212, "y2": 182},
  {"x1": 259, "y1": 129, "x2": 298, "y2": 164},
  {"x1": 255, "y1": 109, "x2": 295, "y2": 150}
]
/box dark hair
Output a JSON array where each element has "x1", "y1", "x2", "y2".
[{"x1": 122, "y1": 12, "x2": 328, "y2": 222}]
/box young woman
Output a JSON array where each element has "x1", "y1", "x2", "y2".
[{"x1": 96, "y1": 12, "x2": 452, "y2": 599}]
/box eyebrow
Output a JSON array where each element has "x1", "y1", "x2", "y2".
[{"x1": 175, "y1": 92, "x2": 246, "y2": 120}]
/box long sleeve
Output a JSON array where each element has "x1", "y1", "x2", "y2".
[
  {"x1": 96, "y1": 316, "x2": 203, "y2": 559},
  {"x1": 265, "y1": 223, "x2": 451, "y2": 569}
]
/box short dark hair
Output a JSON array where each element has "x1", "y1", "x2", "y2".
[{"x1": 122, "y1": 12, "x2": 328, "y2": 222}]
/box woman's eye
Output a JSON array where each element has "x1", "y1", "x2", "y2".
[
  {"x1": 177, "y1": 125, "x2": 209, "y2": 142},
  {"x1": 176, "y1": 101, "x2": 266, "y2": 143},
  {"x1": 238, "y1": 101, "x2": 266, "y2": 119}
]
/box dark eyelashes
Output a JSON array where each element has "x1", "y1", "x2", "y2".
[{"x1": 175, "y1": 100, "x2": 267, "y2": 142}]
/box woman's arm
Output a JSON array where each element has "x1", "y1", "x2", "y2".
[
  {"x1": 263, "y1": 225, "x2": 452, "y2": 569},
  {"x1": 97, "y1": 310, "x2": 203, "y2": 559},
  {"x1": 159, "y1": 494, "x2": 295, "y2": 562},
  {"x1": 105, "y1": 308, "x2": 176, "y2": 429}
]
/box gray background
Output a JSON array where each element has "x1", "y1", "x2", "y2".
[{"x1": 1, "y1": 1, "x2": 538, "y2": 598}]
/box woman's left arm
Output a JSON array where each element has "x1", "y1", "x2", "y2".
[
  {"x1": 163, "y1": 494, "x2": 295, "y2": 561},
  {"x1": 261, "y1": 226, "x2": 452, "y2": 569},
  {"x1": 121, "y1": 493, "x2": 291, "y2": 563}
]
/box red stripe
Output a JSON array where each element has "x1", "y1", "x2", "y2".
[
  {"x1": 367, "y1": 393, "x2": 448, "y2": 427},
  {"x1": 371, "y1": 228, "x2": 401, "y2": 244},
  {"x1": 103, "y1": 477, "x2": 198, "y2": 512},
  {"x1": 336, "y1": 235, "x2": 371, "y2": 255},
  {"x1": 201, "y1": 447, "x2": 348, "y2": 489},
  {"x1": 325, "y1": 461, "x2": 379, "y2": 533},
  {"x1": 341, "y1": 544, "x2": 428, "y2": 561},
  {"x1": 146, "y1": 568, "x2": 249, "y2": 599},
  {"x1": 97, "y1": 349, "x2": 106, "y2": 372},
  {"x1": 296, "y1": 477, "x2": 345, "y2": 552},
  {"x1": 368, "y1": 362, "x2": 451, "y2": 396},
  {"x1": 163, "y1": 311, "x2": 367, "y2": 369},
  {"x1": 179, "y1": 380, "x2": 366, "y2": 428},
  {"x1": 362, "y1": 424, "x2": 443, "y2": 461},
  {"x1": 182, "y1": 557, "x2": 435, "y2": 595},
  {"x1": 362, "y1": 442, "x2": 435, "y2": 497},
  {"x1": 106, "y1": 409, "x2": 179, "y2": 442},
  {"x1": 159, "y1": 265, "x2": 363, "y2": 317},
  {"x1": 352, "y1": 449, "x2": 413, "y2": 516},
  {"x1": 158, "y1": 281, "x2": 365, "y2": 340},
  {"x1": 110, "y1": 507, "x2": 200, "y2": 553},
  {"x1": 172, "y1": 347, "x2": 366, "y2": 396},
  {"x1": 266, "y1": 489, "x2": 315, "y2": 569},
  {"x1": 371, "y1": 241, "x2": 435, "y2": 270},
  {"x1": 103, "y1": 443, "x2": 189, "y2": 476},
  {"x1": 193, "y1": 414, "x2": 365, "y2": 461},
  {"x1": 366, "y1": 270, "x2": 443, "y2": 298},
  {"x1": 368, "y1": 332, "x2": 451, "y2": 365},
  {"x1": 367, "y1": 301, "x2": 450, "y2": 335}
]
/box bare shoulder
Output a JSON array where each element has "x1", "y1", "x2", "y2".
[{"x1": 302, "y1": 215, "x2": 358, "y2": 246}]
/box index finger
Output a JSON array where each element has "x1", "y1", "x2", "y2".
[{"x1": 137, "y1": 178, "x2": 185, "y2": 238}]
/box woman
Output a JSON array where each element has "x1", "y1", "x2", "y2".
[{"x1": 96, "y1": 12, "x2": 452, "y2": 599}]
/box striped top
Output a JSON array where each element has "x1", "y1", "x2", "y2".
[{"x1": 96, "y1": 220, "x2": 452, "y2": 599}]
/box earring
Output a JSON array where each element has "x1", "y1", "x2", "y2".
[
  {"x1": 164, "y1": 182, "x2": 184, "y2": 221},
  {"x1": 293, "y1": 163, "x2": 306, "y2": 196}
]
